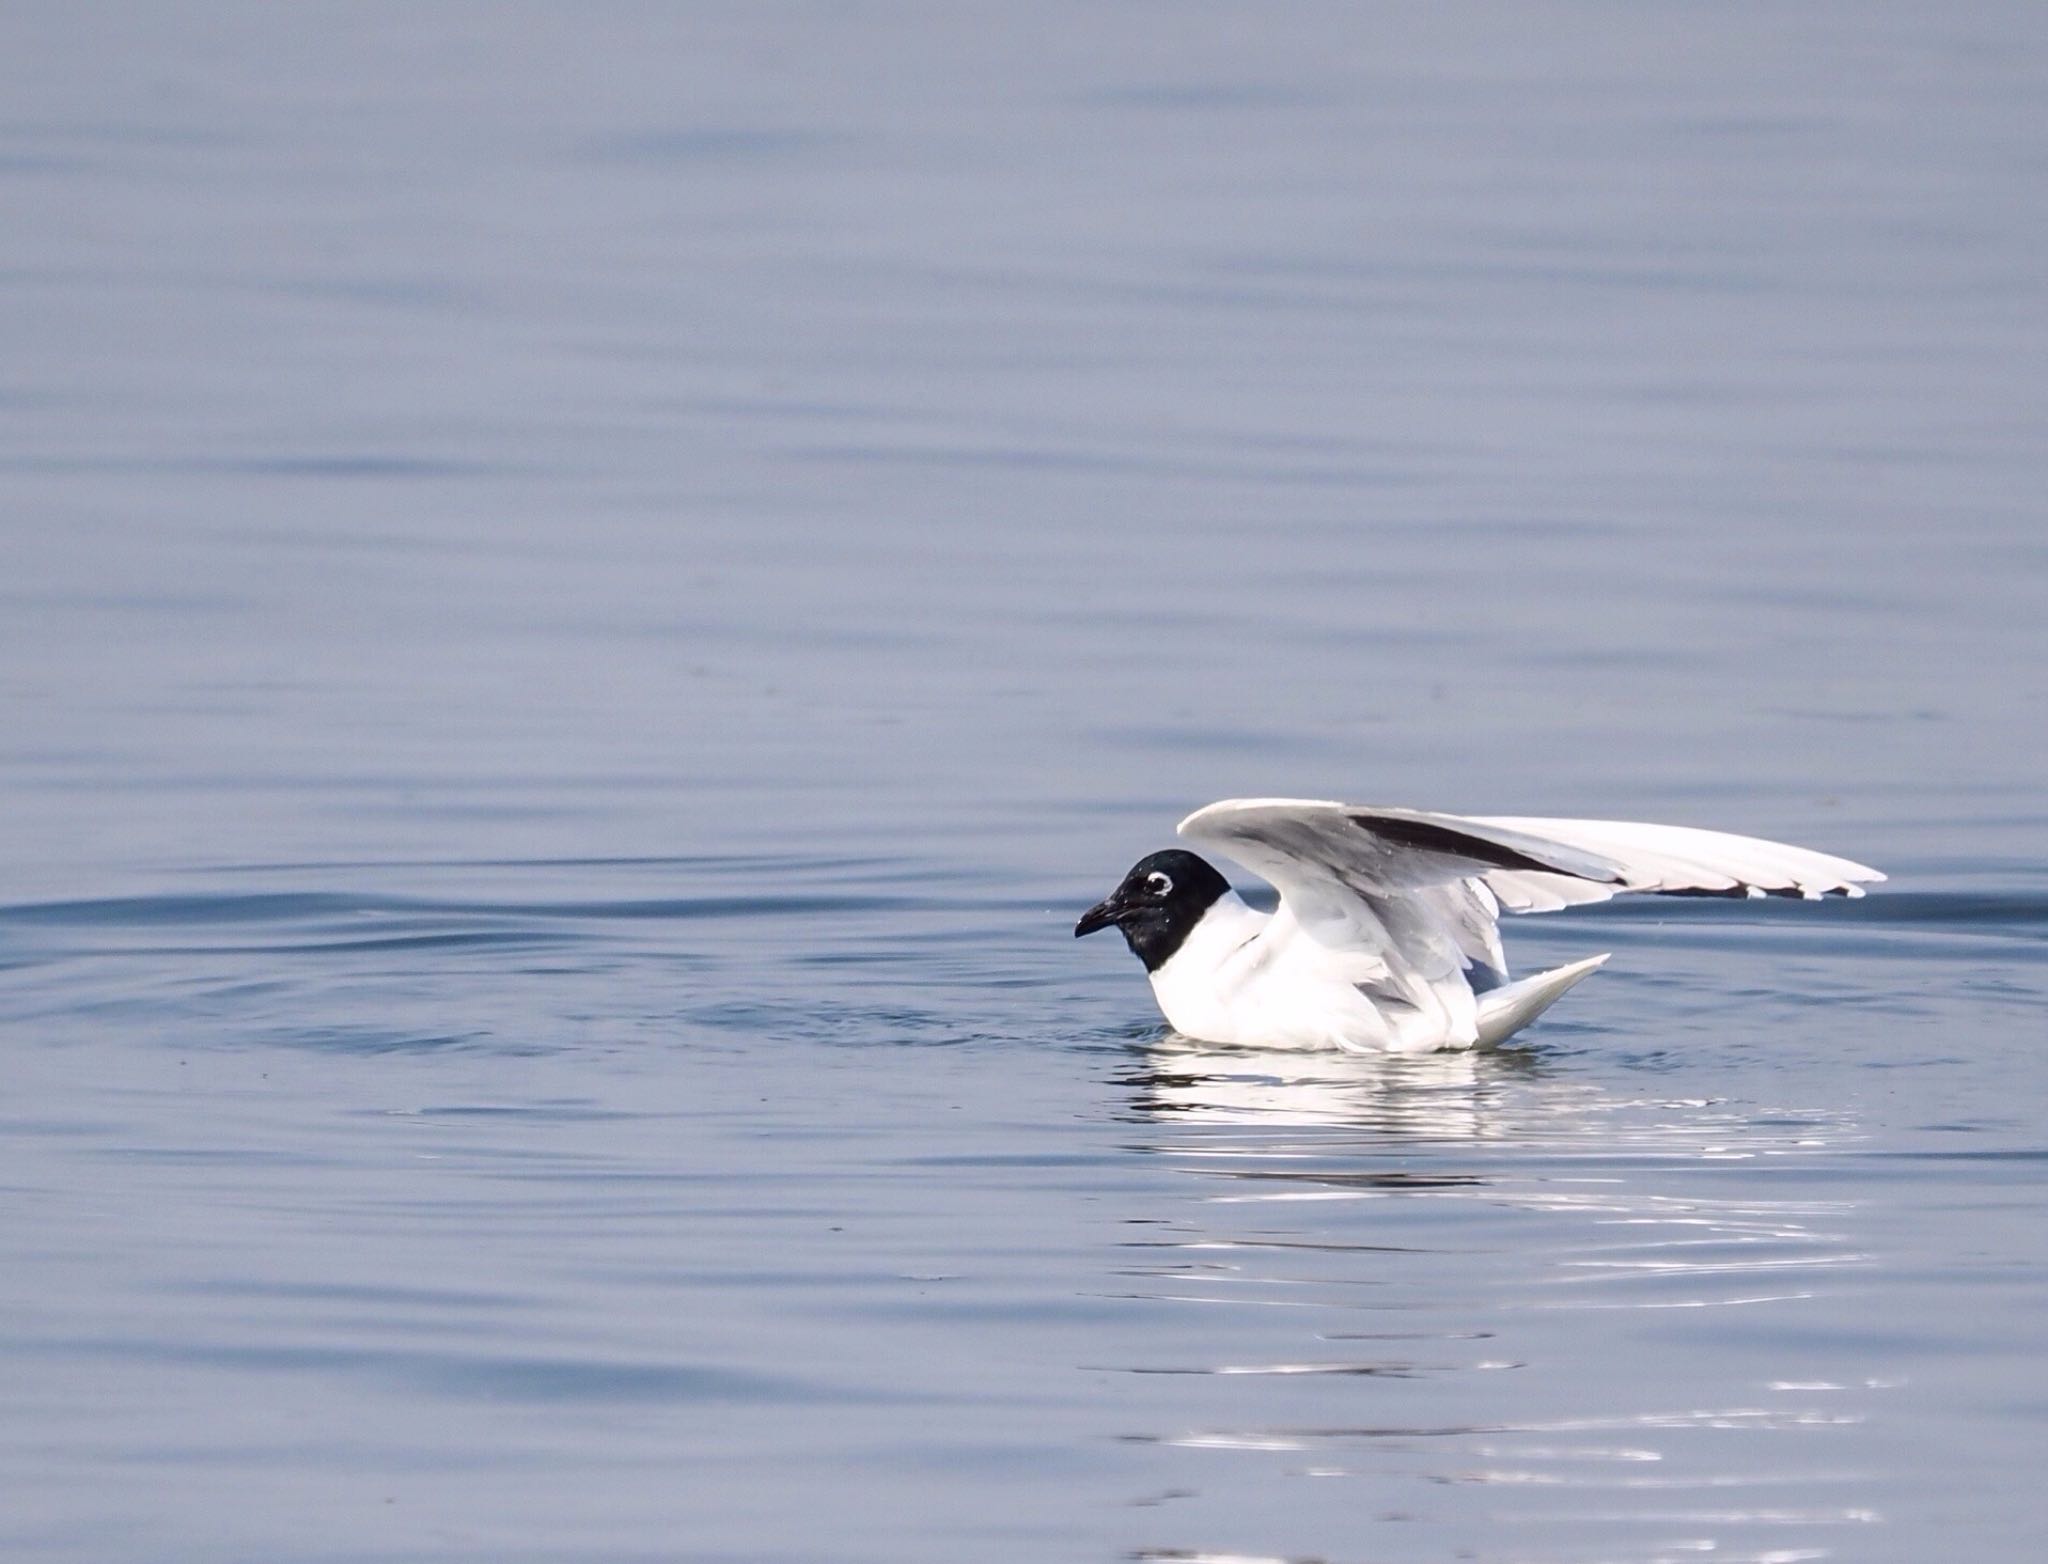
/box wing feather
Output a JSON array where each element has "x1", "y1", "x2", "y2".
[
  {"x1": 1180, "y1": 800, "x2": 1881, "y2": 918},
  {"x1": 1470, "y1": 816, "x2": 1883, "y2": 905},
  {"x1": 1177, "y1": 798, "x2": 1628, "y2": 897},
  {"x1": 1175, "y1": 801, "x2": 1584, "y2": 1038}
]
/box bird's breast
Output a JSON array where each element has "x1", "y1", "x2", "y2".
[{"x1": 1148, "y1": 896, "x2": 1407, "y2": 1049}]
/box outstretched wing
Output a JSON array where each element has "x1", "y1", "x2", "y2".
[
  {"x1": 1177, "y1": 799, "x2": 1626, "y2": 984},
  {"x1": 1178, "y1": 796, "x2": 1882, "y2": 974},
  {"x1": 1467, "y1": 815, "x2": 1884, "y2": 911},
  {"x1": 1180, "y1": 799, "x2": 1881, "y2": 914},
  {"x1": 1179, "y1": 800, "x2": 1625, "y2": 896}
]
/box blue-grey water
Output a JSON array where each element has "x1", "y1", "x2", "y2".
[{"x1": 4, "y1": 5, "x2": 2046, "y2": 1561}]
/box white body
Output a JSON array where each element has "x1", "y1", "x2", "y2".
[
  {"x1": 1149, "y1": 890, "x2": 1607, "y2": 1053},
  {"x1": 1147, "y1": 799, "x2": 1883, "y2": 1053}
]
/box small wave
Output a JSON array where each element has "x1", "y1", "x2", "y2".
[{"x1": 0, "y1": 887, "x2": 935, "y2": 929}]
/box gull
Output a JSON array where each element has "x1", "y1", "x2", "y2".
[{"x1": 1075, "y1": 799, "x2": 1882, "y2": 1052}]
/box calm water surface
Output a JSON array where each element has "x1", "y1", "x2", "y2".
[{"x1": 3, "y1": 5, "x2": 2046, "y2": 1562}]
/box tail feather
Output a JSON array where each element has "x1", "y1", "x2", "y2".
[{"x1": 1474, "y1": 953, "x2": 1610, "y2": 1046}]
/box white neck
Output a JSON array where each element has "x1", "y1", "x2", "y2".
[{"x1": 1147, "y1": 891, "x2": 1267, "y2": 1040}]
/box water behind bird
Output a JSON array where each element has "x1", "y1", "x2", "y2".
[{"x1": 3, "y1": 5, "x2": 2046, "y2": 1562}]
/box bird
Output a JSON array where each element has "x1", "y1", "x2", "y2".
[{"x1": 1075, "y1": 798, "x2": 1883, "y2": 1053}]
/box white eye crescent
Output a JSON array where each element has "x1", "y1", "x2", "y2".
[{"x1": 1146, "y1": 871, "x2": 1173, "y2": 895}]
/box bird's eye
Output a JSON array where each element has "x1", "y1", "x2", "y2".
[{"x1": 1146, "y1": 871, "x2": 1173, "y2": 896}]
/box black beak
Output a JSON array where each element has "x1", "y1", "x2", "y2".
[{"x1": 1074, "y1": 897, "x2": 1124, "y2": 938}]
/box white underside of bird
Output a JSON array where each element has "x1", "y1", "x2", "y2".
[{"x1": 1147, "y1": 800, "x2": 1883, "y2": 1054}]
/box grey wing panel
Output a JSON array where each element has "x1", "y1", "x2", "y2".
[
  {"x1": 1178, "y1": 799, "x2": 1524, "y2": 981},
  {"x1": 1178, "y1": 799, "x2": 1628, "y2": 901}
]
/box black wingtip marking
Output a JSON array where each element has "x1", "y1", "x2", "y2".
[
  {"x1": 1657, "y1": 884, "x2": 1807, "y2": 900},
  {"x1": 1352, "y1": 813, "x2": 1621, "y2": 882}
]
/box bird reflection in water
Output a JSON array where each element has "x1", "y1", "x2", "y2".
[{"x1": 1116, "y1": 1033, "x2": 1586, "y2": 1145}]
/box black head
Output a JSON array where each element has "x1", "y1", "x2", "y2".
[{"x1": 1074, "y1": 848, "x2": 1232, "y2": 972}]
